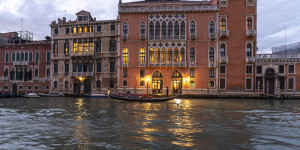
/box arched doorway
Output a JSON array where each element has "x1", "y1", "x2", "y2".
[
  {"x1": 84, "y1": 79, "x2": 92, "y2": 94},
  {"x1": 152, "y1": 70, "x2": 163, "y2": 95},
  {"x1": 110, "y1": 79, "x2": 115, "y2": 89},
  {"x1": 12, "y1": 84, "x2": 18, "y2": 95},
  {"x1": 74, "y1": 79, "x2": 81, "y2": 95},
  {"x1": 171, "y1": 70, "x2": 182, "y2": 94},
  {"x1": 265, "y1": 68, "x2": 276, "y2": 95}
]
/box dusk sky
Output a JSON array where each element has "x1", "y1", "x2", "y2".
[{"x1": 0, "y1": 0, "x2": 299, "y2": 53}]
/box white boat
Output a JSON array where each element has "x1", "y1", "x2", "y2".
[
  {"x1": 25, "y1": 93, "x2": 40, "y2": 98},
  {"x1": 38, "y1": 93, "x2": 65, "y2": 97}
]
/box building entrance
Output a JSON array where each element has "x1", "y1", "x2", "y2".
[
  {"x1": 265, "y1": 68, "x2": 276, "y2": 95},
  {"x1": 74, "y1": 79, "x2": 81, "y2": 95},
  {"x1": 152, "y1": 70, "x2": 163, "y2": 95},
  {"x1": 84, "y1": 79, "x2": 92, "y2": 94},
  {"x1": 171, "y1": 71, "x2": 182, "y2": 95},
  {"x1": 12, "y1": 84, "x2": 17, "y2": 95}
]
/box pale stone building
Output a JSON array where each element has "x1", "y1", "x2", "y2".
[{"x1": 50, "y1": 10, "x2": 119, "y2": 95}]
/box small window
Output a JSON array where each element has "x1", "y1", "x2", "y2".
[
  {"x1": 140, "y1": 22, "x2": 146, "y2": 34},
  {"x1": 54, "y1": 63, "x2": 58, "y2": 74},
  {"x1": 247, "y1": 17, "x2": 253, "y2": 30},
  {"x1": 66, "y1": 28, "x2": 70, "y2": 34},
  {"x1": 110, "y1": 24, "x2": 115, "y2": 31},
  {"x1": 246, "y1": 66, "x2": 253, "y2": 74},
  {"x1": 110, "y1": 61, "x2": 115, "y2": 73},
  {"x1": 97, "y1": 62, "x2": 101, "y2": 72},
  {"x1": 65, "y1": 63, "x2": 69, "y2": 74},
  {"x1": 279, "y1": 65, "x2": 284, "y2": 74},
  {"x1": 123, "y1": 80, "x2": 128, "y2": 87},
  {"x1": 4, "y1": 86, "x2": 8, "y2": 90},
  {"x1": 64, "y1": 42, "x2": 69, "y2": 54},
  {"x1": 246, "y1": 78, "x2": 252, "y2": 90},
  {"x1": 46, "y1": 52, "x2": 51, "y2": 62},
  {"x1": 190, "y1": 69, "x2": 195, "y2": 78},
  {"x1": 220, "y1": 0, "x2": 228, "y2": 8},
  {"x1": 189, "y1": 81, "x2": 195, "y2": 88},
  {"x1": 19, "y1": 85, "x2": 23, "y2": 90},
  {"x1": 123, "y1": 22, "x2": 128, "y2": 35},
  {"x1": 220, "y1": 19, "x2": 226, "y2": 30},
  {"x1": 220, "y1": 78, "x2": 226, "y2": 89},
  {"x1": 54, "y1": 28, "x2": 58, "y2": 34},
  {"x1": 288, "y1": 78, "x2": 295, "y2": 90},
  {"x1": 220, "y1": 65, "x2": 226, "y2": 74},
  {"x1": 140, "y1": 69, "x2": 145, "y2": 78},
  {"x1": 140, "y1": 80, "x2": 145, "y2": 87},
  {"x1": 28, "y1": 86, "x2": 32, "y2": 90},
  {"x1": 46, "y1": 86, "x2": 50, "y2": 90},
  {"x1": 97, "y1": 25, "x2": 102, "y2": 32},
  {"x1": 34, "y1": 86, "x2": 39, "y2": 90},
  {"x1": 53, "y1": 43, "x2": 58, "y2": 55},
  {"x1": 278, "y1": 77, "x2": 285, "y2": 90},
  {"x1": 220, "y1": 44, "x2": 226, "y2": 57},
  {"x1": 257, "y1": 66, "x2": 262, "y2": 74},
  {"x1": 209, "y1": 81, "x2": 215, "y2": 88},
  {"x1": 209, "y1": 69, "x2": 214, "y2": 78},
  {"x1": 190, "y1": 21, "x2": 196, "y2": 34},
  {"x1": 5, "y1": 52, "x2": 9, "y2": 63},
  {"x1": 35, "y1": 52, "x2": 39, "y2": 62},
  {"x1": 288, "y1": 65, "x2": 295, "y2": 74},
  {"x1": 123, "y1": 69, "x2": 128, "y2": 78},
  {"x1": 247, "y1": 0, "x2": 254, "y2": 7},
  {"x1": 246, "y1": 43, "x2": 252, "y2": 57}
]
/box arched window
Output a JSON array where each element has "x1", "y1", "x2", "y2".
[
  {"x1": 171, "y1": 70, "x2": 182, "y2": 78},
  {"x1": 123, "y1": 48, "x2": 128, "y2": 66},
  {"x1": 180, "y1": 48, "x2": 185, "y2": 62},
  {"x1": 123, "y1": 80, "x2": 128, "y2": 87},
  {"x1": 16, "y1": 52, "x2": 20, "y2": 61},
  {"x1": 167, "y1": 48, "x2": 172, "y2": 63},
  {"x1": 16, "y1": 69, "x2": 20, "y2": 80},
  {"x1": 209, "y1": 48, "x2": 214, "y2": 62},
  {"x1": 155, "y1": 48, "x2": 160, "y2": 65},
  {"x1": 54, "y1": 81, "x2": 58, "y2": 89},
  {"x1": 4, "y1": 69, "x2": 8, "y2": 77},
  {"x1": 25, "y1": 51, "x2": 28, "y2": 61},
  {"x1": 47, "y1": 68, "x2": 50, "y2": 77},
  {"x1": 149, "y1": 48, "x2": 154, "y2": 64},
  {"x1": 20, "y1": 69, "x2": 23, "y2": 81},
  {"x1": 28, "y1": 68, "x2": 32, "y2": 80},
  {"x1": 140, "y1": 22, "x2": 146, "y2": 34},
  {"x1": 35, "y1": 68, "x2": 38, "y2": 77},
  {"x1": 168, "y1": 22, "x2": 173, "y2": 39},
  {"x1": 209, "y1": 21, "x2": 215, "y2": 33},
  {"x1": 64, "y1": 81, "x2": 69, "y2": 89},
  {"x1": 174, "y1": 21, "x2": 179, "y2": 38},
  {"x1": 12, "y1": 52, "x2": 15, "y2": 62},
  {"x1": 155, "y1": 22, "x2": 160, "y2": 39},
  {"x1": 220, "y1": 44, "x2": 226, "y2": 57},
  {"x1": 190, "y1": 48, "x2": 195, "y2": 63},
  {"x1": 21, "y1": 52, "x2": 24, "y2": 61},
  {"x1": 190, "y1": 21, "x2": 196, "y2": 33},
  {"x1": 24, "y1": 69, "x2": 28, "y2": 81},
  {"x1": 162, "y1": 21, "x2": 167, "y2": 39},
  {"x1": 180, "y1": 22, "x2": 185, "y2": 39},
  {"x1": 10, "y1": 69, "x2": 15, "y2": 80},
  {"x1": 149, "y1": 22, "x2": 154, "y2": 37},
  {"x1": 123, "y1": 22, "x2": 128, "y2": 34},
  {"x1": 174, "y1": 47, "x2": 179, "y2": 62},
  {"x1": 247, "y1": 43, "x2": 252, "y2": 57},
  {"x1": 161, "y1": 48, "x2": 166, "y2": 64},
  {"x1": 140, "y1": 48, "x2": 145, "y2": 65}
]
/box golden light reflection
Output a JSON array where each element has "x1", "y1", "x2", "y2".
[{"x1": 73, "y1": 98, "x2": 91, "y2": 149}]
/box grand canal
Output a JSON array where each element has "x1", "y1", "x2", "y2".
[{"x1": 0, "y1": 97, "x2": 299, "y2": 149}]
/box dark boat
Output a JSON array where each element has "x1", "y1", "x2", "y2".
[{"x1": 109, "y1": 94, "x2": 178, "y2": 102}]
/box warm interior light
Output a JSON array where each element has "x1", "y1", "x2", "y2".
[{"x1": 147, "y1": 77, "x2": 150, "y2": 82}]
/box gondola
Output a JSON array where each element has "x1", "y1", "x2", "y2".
[{"x1": 109, "y1": 94, "x2": 178, "y2": 102}]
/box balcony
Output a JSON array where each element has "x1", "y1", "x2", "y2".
[
  {"x1": 246, "y1": 57, "x2": 256, "y2": 63},
  {"x1": 246, "y1": 29, "x2": 256, "y2": 37},
  {"x1": 190, "y1": 61, "x2": 196, "y2": 67},
  {"x1": 220, "y1": 30, "x2": 229, "y2": 37},
  {"x1": 139, "y1": 61, "x2": 146, "y2": 67},
  {"x1": 209, "y1": 62, "x2": 216, "y2": 68},
  {"x1": 71, "y1": 72, "x2": 93, "y2": 77},
  {"x1": 140, "y1": 34, "x2": 146, "y2": 40},
  {"x1": 4, "y1": 76, "x2": 8, "y2": 81},
  {"x1": 209, "y1": 33, "x2": 217, "y2": 40},
  {"x1": 45, "y1": 76, "x2": 50, "y2": 81},
  {"x1": 13, "y1": 61, "x2": 28, "y2": 66},
  {"x1": 219, "y1": 57, "x2": 228, "y2": 64},
  {"x1": 122, "y1": 34, "x2": 128, "y2": 40},
  {"x1": 190, "y1": 33, "x2": 196, "y2": 40},
  {"x1": 33, "y1": 77, "x2": 39, "y2": 81},
  {"x1": 71, "y1": 52, "x2": 93, "y2": 57}
]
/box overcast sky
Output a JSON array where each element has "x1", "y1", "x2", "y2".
[{"x1": 0, "y1": 0, "x2": 299, "y2": 53}]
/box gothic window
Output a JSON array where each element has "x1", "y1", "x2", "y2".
[
  {"x1": 123, "y1": 48, "x2": 128, "y2": 66},
  {"x1": 149, "y1": 22, "x2": 154, "y2": 37},
  {"x1": 149, "y1": 48, "x2": 154, "y2": 64},
  {"x1": 180, "y1": 48, "x2": 185, "y2": 62},
  {"x1": 140, "y1": 48, "x2": 145, "y2": 65},
  {"x1": 180, "y1": 21, "x2": 185, "y2": 39},
  {"x1": 190, "y1": 21, "x2": 196, "y2": 34},
  {"x1": 161, "y1": 48, "x2": 166, "y2": 63},
  {"x1": 123, "y1": 22, "x2": 128, "y2": 34},
  {"x1": 209, "y1": 48, "x2": 214, "y2": 62},
  {"x1": 190, "y1": 48, "x2": 195, "y2": 63},
  {"x1": 4, "y1": 69, "x2": 8, "y2": 77},
  {"x1": 162, "y1": 21, "x2": 167, "y2": 39},
  {"x1": 28, "y1": 69, "x2": 32, "y2": 80},
  {"x1": 174, "y1": 21, "x2": 179, "y2": 38},
  {"x1": 155, "y1": 48, "x2": 160, "y2": 64},
  {"x1": 246, "y1": 43, "x2": 252, "y2": 57},
  {"x1": 220, "y1": 44, "x2": 226, "y2": 57},
  {"x1": 155, "y1": 22, "x2": 160, "y2": 39},
  {"x1": 168, "y1": 22, "x2": 173, "y2": 39},
  {"x1": 209, "y1": 21, "x2": 215, "y2": 33},
  {"x1": 174, "y1": 47, "x2": 179, "y2": 62},
  {"x1": 140, "y1": 22, "x2": 146, "y2": 34},
  {"x1": 167, "y1": 48, "x2": 172, "y2": 62},
  {"x1": 12, "y1": 52, "x2": 15, "y2": 62},
  {"x1": 10, "y1": 69, "x2": 15, "y2": 80}
]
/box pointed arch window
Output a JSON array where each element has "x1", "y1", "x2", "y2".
[
  {"x1": 155, "y1": 48, "x2": 160, "y2": 65},
  {"x1": 162, "y1": 21, "x2": 167, "y2": 39},
  {"x1": 168, "y1": 22, "x2": 173, "y2": 39},
  {"x1": 209, "y1": 48, "x2": 215, "y2": 62},
  {"x1": 174, "y1": 48, "x2": 179, "y2": 63},
  {"x1": 16, "y1": 69, "x2": 20, "y2": 80},
  {"x1": 4, "y1": 69, "x2": 8, "y2": 77},
  {"x1": 10, "y1": 69, "x2": 15, "y2": 80},
  {"x1": 5, "y1": 52, "x2": 9, "y2": 63},
  {"x1": 220, "y1": 44, "x2": 226, "y2": 57},
  {"x1": 167, "y1": 48, "x2": 172, "y2": 63},
  {"x1": 12, "y1": 52, "x2": 15, "y2": 62},
  {"x1": 180, "y1": 22, "x2": 185, "y2": 39},
  {"x1": 247, "y1": 43, "x2": 253, "y2": 57},
  {"x1": 190, "y1": 21, "x2": 196, "y2": 33},
  {"x1": 140, "y1": 22, "x2": 146, "y2": 34},
  {"x1": 16, "y1": 52, "x2": 20, "y2": 61},
  {"x1": 161, "y1": 48, "x2": 166, "y2": 64},
  {"x1": 155, "y1": 22, "x2": 160, "y2": 40},
  {"x1": 174, "y1": 21, "x2": 179, "y2": 39},
  {"x1": 180, "y1": 48, "x2": 185, "y2": 62},
  {"x1": 123, "y1": 22, "x2": 128, "y2": 35},
  {"x1": 190, "y1": 48, "x2": 195, "y2": 65},
  {"x1": 149, "y1": 48, "x2": 154, "y2": 65},
  {"x1": 35, "y1": 68, "x2": 39, "y2": 77},
  {"x1": 21, "y1": 52, "x2": 24, "y2": 61},
  {"x1": 149, "y1": 22, "x2": 154, "y2": 39},
  {"x1": 209, "y1": 21, "x2": 215, "y2": 33},
  {"x1": 28, "y1": 69, "x2": 32, "y2": 81}
]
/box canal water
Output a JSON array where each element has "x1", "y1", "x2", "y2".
[{"x1": 0, "y1": 97, "x2": 299, "y2": 149}]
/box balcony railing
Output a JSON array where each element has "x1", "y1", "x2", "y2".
[
  {"x1": 122, "y1": 34, "x2": 128, "y2": 40},
  {"x1": 13, "y1": 61, "x2": 28, "y2": 66},
  {"x1": 246, "y1": 57, "x2": 256, "y2": 63},
  {"x1": 33, "y1": 77, "x2": 39, "y2": 81},
  {"x1": 190, "y1": 33, "x2": 196, "y2": 40},
  {"x1": 257, "y1": 54, "x2": 300, "y2": 59},
  {"x1": 148, "y1": 61, "x2": 187, "y2": 67},
  {"x1": 140, "y1": 34, "x2": 146, "y2": 40},
  {"x1": 219, "y1": 57, "x2": 228, "y2": 64},
  {"x1": 246, "y1": 29, "x2": 256, "y2": 37},
  {"x1": 220, "y1": 30, "x2": 229, "y2": 37},
  {"x1": 209, "y1": 62, "x2": 216, "y2": 68},
  {"x1": 71, "y1": 52, "x2": 93, "y2": 57},
  {"x1": 149, "y1": 36, "x2": 154, "y2": 40},
  {"x1": 139, "y1": 61, "x2": 146, "y2": 66},
  {"x1": 209, "y1": 33, "x2": 217, "y2": 40},
  {"x1": 190, "y1": 61, "x2": 196, "y2": 66},
  {"x1": 71, "y1": 72, "x2": 93, "y2": 77}
]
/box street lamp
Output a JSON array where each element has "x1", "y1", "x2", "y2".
[
  {"x1": 185, "y1": 78, "x2": 188, "y2": 88},
  {"x1": 147, "y1": 77, "x2": 150, "y2": 96}
]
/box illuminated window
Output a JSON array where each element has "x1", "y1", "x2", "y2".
[
  {"x1": 64, "y1": 42, "x2": 69, "y2": 54},
  {"x1": 167, "y1": 48, "x2": 172, "y2": 62},
  {"x1": 155, "y1": 48, "x2": 160, "y2": 64},
  {"x1": 247, "y1": 17, "x2": 253, "y2": 30},
  {"x1": 161, "y1": 48, "x2": 166, "y2": 63},
  {"x1": 140, "y1": 80, "x2": 145, "y2": 87},
  {"x1": 73, "y1": 27, "x2": 77, "y2": 33},
  {"x1": 209, "y1": 81, "x2": 215, "y2": 88},
  {"x1": 78, "y1": 27, "x2": 82, "y2": 33},
  {"x1": 140, "y1": 48, "x2": 145, "y2": 65},
  {"x1": 220, "y1": 19, "x2": 226, "y2": 31},
  {"x1": 180, "y1": 48, "x2": 185, "y2": 62},
  {"x1": 73, "y1": 42, "x2": 78, "y2": 52},
  {"x1": 189, "y1": 81, "x2": 195, "y2": 87},
  {"x1": 89, "y1": 26, "x2": 93, "y2": 32},
  {"x1": 123, "y1": 48, "x2": 128, "y2": 66},
  {"x1": 149, "y1": 48, "x2": 154, "y2": 63},
  {"x1": 174, "y1": 48, "x2": 179, "y2": 62},
  {"x1": 53, "y1": 43, "x2": 58, "y2": 54},
  {"x1": 83, "y1": 27, "x2": 88, "y2": 33}
]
